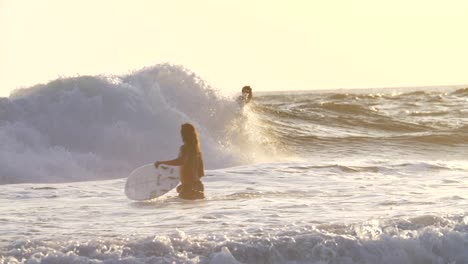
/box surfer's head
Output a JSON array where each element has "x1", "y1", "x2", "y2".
[
  {"x1": 242, "y1": 86, "x2": 253, "y2": 102},
  {"x1": 181, "y1": 123, "x2": 200, "y2": 151},
  {"x1": 242, "y1": 86, "x2": 252, "y2": 94}
]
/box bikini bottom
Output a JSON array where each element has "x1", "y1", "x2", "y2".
[{"x1": 177, "y1": 181, "x2": 205, "y2": 200}]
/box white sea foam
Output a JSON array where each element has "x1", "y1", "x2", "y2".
[
  {"x1": 1, "y1": 160, "x2": 467, "y2": 261},
  {"x1": 2, "y1": 217, "x2": 468, "y2": 263}
]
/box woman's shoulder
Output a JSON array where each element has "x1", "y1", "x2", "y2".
[
  {"x1": 180, "y1": 144, "x2": 195, "y2": 154},
  {"x1": 179, "y1": 144, "x2": 187, "y2": 154}
]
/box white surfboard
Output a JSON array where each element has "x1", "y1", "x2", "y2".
[{"x1": 125, "y1": 164, "x2": 179, "y2": 201}]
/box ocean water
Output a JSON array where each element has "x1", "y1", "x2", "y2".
[{"x1": 0, "y1": 64, "x2": 467, "y2": 263}]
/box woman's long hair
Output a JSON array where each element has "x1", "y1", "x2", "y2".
[{"x1": 181, "y1": 123, "x2": 201, "y2": 153}]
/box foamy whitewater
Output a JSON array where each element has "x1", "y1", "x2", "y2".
[{"x1": 1, "y1": 64, "x2": 467, "y2": 263}]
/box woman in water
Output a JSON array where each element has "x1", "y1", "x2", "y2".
[{"x1": 154, "y1": 123, "x2": 205, "y2": 200}]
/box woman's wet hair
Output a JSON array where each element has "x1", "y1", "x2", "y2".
[{"x1": 181, "y1": 123, "x2": 201, "y2": 152}]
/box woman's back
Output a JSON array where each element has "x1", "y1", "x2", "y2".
[{"x1": 179, "y1": 145, "x2": 204, "y2": 184}]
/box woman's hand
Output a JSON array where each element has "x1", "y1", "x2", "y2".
[{"x1": 154, "y1": 161, "x2": 162, "y2": 168}]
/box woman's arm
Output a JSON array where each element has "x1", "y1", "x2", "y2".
[
  {"x1": 155, "y1": 157, "x2": 184, "y2": 168},
  {"x1": 155, "y1": 146, "x2": 187, "y2": 168}
]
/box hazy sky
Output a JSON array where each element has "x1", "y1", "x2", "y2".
[{"x1": 1, "y1": 0, "x2": 467, "y2": 96}]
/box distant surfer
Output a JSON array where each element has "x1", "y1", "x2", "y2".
[
  {"x1": 155, "y1": 123, "x2": 205, "y2": 200},
  {"x1": 237, "y1": 85, "x2": 253, "y2": 107}
]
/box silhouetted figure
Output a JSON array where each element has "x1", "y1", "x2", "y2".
[
  {"x1": 155, "y1": 123, "x2": 205, "y2": 200},
  {"x1": 237, "y1": 85, "x2": 253, "y2": 107}
]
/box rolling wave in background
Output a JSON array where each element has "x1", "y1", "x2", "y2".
[
  {"x1": 253, "y1": 87, "x2": 468, "y2": 160},
  {"x1": 0, "y1": 63, "x2": 467, "y2": 184}
]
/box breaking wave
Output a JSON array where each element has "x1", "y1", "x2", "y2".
[{"x1": 0, "y1": 64, "x2": 276, "y2": 184}]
